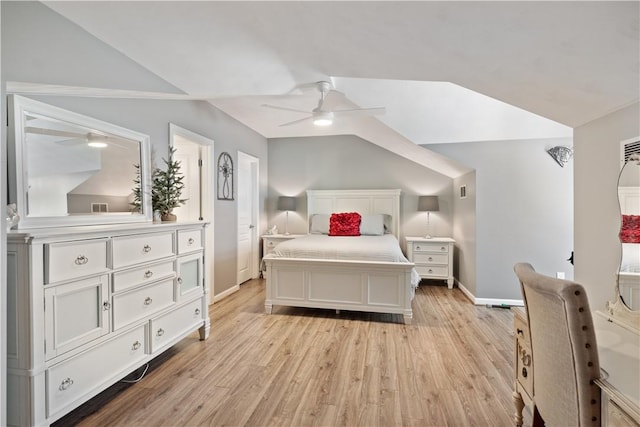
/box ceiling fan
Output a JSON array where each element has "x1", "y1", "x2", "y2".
[
  {"x1": 26, "y1": 126, "x2": 111, "y2": 148},
  {"x1": 261, "y1": 81, "x2": 386, "y2": 127}
]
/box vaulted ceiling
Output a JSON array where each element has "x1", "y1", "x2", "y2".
[{"x1": 41, "y1": 1, "x2": 639, "y2": 177}]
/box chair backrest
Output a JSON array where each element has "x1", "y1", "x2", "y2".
[{"x1": 514, "y1": 263, "x2": 601, "y2": 427}]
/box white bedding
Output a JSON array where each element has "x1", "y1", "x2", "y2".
[{"x1": 267, "y1": 234, "x2": 421, "y2": 287}]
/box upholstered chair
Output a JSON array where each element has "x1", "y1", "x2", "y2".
[{"x1": 514, "y1": 263, "x2": 601, "y2": 426}]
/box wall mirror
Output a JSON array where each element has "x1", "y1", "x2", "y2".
[
  {"x1": 7, "y1": 95, "x2": 152, "y2": 228},
  {"x1": 608, "y1": 137, "x2": 640, "y2": 330}
]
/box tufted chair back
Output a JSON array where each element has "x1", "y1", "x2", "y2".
[{"x1": 514, "y1": 263, "x2": 601, "y2": 427}]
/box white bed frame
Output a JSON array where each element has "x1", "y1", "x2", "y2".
[{"x1": 263, "y1": 189, "x2": 415, "y2": 324}]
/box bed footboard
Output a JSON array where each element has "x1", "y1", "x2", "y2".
[{"x1": 263, "y1": 257, "x2": 415, "y2": 324}]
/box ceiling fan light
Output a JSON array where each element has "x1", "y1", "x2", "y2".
[
  {"x1": 87, "y1": 141, "x2": 108, "y2": 148},
  {"x1": 313, "y1": 111, "x2": 333, "y2": 126}
]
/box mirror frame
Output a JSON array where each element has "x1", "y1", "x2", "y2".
[
  {"x1": 7, "y1": 95, "x2": 153, "y2": 228},
  {"x1": 606, "y1": 136, "x2": 640, "y2": 331}
]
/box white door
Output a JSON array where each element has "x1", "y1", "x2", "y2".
[
  {"x1": 237, "y1": 152, "x2": 259, "y2": 285},
  {"x1": 169, "y1": 124, "x2": 214, "y2": 302},
  {"x1": 172, "y1": 137, "x2": 202, "y2": 222}
]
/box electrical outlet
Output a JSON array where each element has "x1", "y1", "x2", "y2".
[{"x1": 556, "y1": 272, "x2": 565, "y2": 279}]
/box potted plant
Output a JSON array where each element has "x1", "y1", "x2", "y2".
[{"x1": 153, "y1": 147, "x2": 187, "y2": 221}]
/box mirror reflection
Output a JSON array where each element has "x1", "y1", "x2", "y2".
[
  {"x1": 24, "y1": 111, "x2": 141, "y2": 217},
  {"x1": 618, "y1": 151, "x2": 640, "y2": 310}
]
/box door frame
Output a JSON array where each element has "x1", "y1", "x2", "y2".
[
  {"x1": 169, "y1": 124, "x2": 214, "y2": 303},
  {"x1": 236, "y1": 151, "x2": 260, "y2": 283}
]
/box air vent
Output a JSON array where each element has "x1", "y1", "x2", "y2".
[{"x1": 621, "y1": 137, "x2": 640, "y2": 162}]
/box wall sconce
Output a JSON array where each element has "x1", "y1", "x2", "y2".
[
  {"x1": 277, "y1": 196, "x2": 297, "y2": 235},
  {"x1": 418, "y1": 195, "x2": 439, "y2": 239}
]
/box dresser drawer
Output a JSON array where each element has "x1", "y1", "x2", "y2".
[
  {"x1": 150, "y1": 298, "x2": 204, "y2": 353},
  {"x1": 112, "y1": 278, "x2": 175, "y2": 330},
  {"x1": 112, "y1": 260, "x2": 176, "y2": 293},
  {"x1": 46, "y1": 325, "x2": 146, "y2": 418},
  {"x1": 412, "y1": 242, "x2": 449, "y2": 253},
  {"x1": 415, "y1": 265, "x2": 449, "y2": 277},
  {"x1": 112, "y1": 232, "x2": 175, "y2": 269},
  {"x1": 413, "y1": 253, "x2": 449, "y2": 265},
  {"x1": 177, "y1": 229, "x2": 203, "y2": 254},
  {"x1": 45, "y1": 239, "x2": 109, "y2": 284}
]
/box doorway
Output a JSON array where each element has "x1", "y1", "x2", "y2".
[
  {"x1": 169, "y1": 124, "x2": 214, "y2": 302},
  {"x1": 237, "y1": 151, "x2": 259, "y2": 285}
]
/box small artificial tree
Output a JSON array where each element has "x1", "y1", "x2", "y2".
[
  {"x1": 130, "y1": 162, "x2": 144, "y2": 213},
  {"x1": 153, "y1": 147, "x2": 187, "y2": 221}
]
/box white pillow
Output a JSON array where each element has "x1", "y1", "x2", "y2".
[
  {"x1": 360, "y1": 214, "x2": 385, "y2": 236},
  {"x1": 310, "y1": 214, "x2": 330, "y2": 234}
]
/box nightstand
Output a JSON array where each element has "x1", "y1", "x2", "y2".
[
  {"x1": 262, "y1": 234, "x2": 305, "y2": 259},
  {"x1": 405, "y1": 236, "x2": 455, "y2": 288}
]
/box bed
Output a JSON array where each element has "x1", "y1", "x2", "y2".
[{"x1": 263, "y1": 189, "x2": 419, "y2": 324}]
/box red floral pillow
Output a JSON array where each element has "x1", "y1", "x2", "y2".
[
  {"x1": 329, "y1": 212, "x2": 361, "y2": 236},
  {"x1": 620, "y1": 214, "x2": 640, "y2": 243}
]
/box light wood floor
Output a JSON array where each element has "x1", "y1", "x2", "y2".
[{"x1": 54, "y1": 279, "x2": 525, "y2": 427}]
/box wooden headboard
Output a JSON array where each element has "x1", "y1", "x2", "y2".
[{"x1": 306, "y1": 189, "x2": 401, "y2": 237}]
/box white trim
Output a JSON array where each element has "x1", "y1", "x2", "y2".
[
  {"x1": 213, "y1": 284, "x2": 240, "y2": 303},
  {"x1": 457, "y1": 280, "x2": 524, "y2": 306}
]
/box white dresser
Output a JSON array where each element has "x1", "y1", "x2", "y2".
[
  {"x1": 6, "y1": 222, "x2": 210, "y2": 426},
  {"x1": 405, "y1": 237, "x2": 455, "y2": 289}
]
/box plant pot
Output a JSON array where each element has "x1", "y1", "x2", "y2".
[{"x1": 161, "y1": 213, "x2": 177, "y2": 222}]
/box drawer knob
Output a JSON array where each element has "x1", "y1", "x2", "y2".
[
  {"x1": 132, "y1": 340, "x2": 142, "y2": 351},
  {"x1": 440, "y1": 246, "x2": 446, "y2": 251},
  {"x1": 74, "y1": 255, "x2": 89, "y2": 265},
  {"x1": 188, "y1": 238, "x2": 195, "y2": 245},
  {"x1": 428, "y1": 269, "x2": 434, "y2": 273},
  {"x1": 416, "y1": 245, "x2": 421, "y2": 250},
  {"x1": 144, "y1": 270, "x2": 153, "y2": 279},
  {"x1": 177, "y1": 277, "x2": 183, "y2": 285},
  {"x1": 195, "y1": 308, "x2": 201, "y2": 316},
  {"x1": 428, "y1": 257, "x2": 433, "y2": 261},
  {"x1": 144, "y1": 297, "x2": 153, "y2": 305},
  {"x1": 157, "y1": 328, "x2": 165, "y2": 337},
  {"x1": 143, "y1": 245, "x2": 152, "y2": 253},
  {"x1": 59, "y1": 377, "x2": 74, "y2": 391},
  {"x1": 103, "y1": 301, "x2": 111, "y2": 311}
]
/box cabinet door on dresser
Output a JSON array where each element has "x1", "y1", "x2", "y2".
[
  {"x1": 177, "y1": 252, "x2": 204, "y2": 299},
  {"x1": 44, "y1": 274, "x2": 110, "y2": 359}
]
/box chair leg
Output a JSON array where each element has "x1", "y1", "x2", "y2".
[
  {"x1": 512, "y1": 390, "x2": 525, "y2": 427},
  {"x1": 532, "y1": 405, "x2": 545, "y2": 427}
]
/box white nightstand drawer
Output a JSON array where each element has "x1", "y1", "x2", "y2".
[
  {"x1": 413, "y1": 253, "x2": 449, "y2": 265},
  {"x1": 177, "y1": 229, "x2": 203, "y2": 254},
  {"x1": 112, "y1": 278, "x2": 175, "y2": 330},
  {"x1": 112, "y1": 260, "x2": 176, "y2": 293},
  {"x1": 112, "y1": 232, "x2": 175, "y2": 269},
  {"x1": 45, "y1": 239, "x2": 109, "y2": 284},
  {"x1": 412, "y1": 243, "x2": 449, "y2": 253},
  {"x1": 415, "y1": 265, "x2": 449, "y2": 277},
  {"x1": 46, "y1": 325, "x2": 146, "y2": 418}
]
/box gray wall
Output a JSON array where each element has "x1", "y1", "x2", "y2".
[
  {"x1": 574, "y1": 102, "x2": 640, "y2": 311},
  {"x1": 452, "y1": 171, "x2": 477, "y2": 296},
  {"x1": 267, "y1": 135, "x2": 454, "y2": 247},
  {"x1": 426, "y1": 137, "x2": 574, "y2": 302},
  {"x1": 1, "y1": 1, "x2": 269, "y2": 296}
]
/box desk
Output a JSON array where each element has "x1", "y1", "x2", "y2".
[{"x1": 593, "y1": 311, "x2": 640, "y2": 426}]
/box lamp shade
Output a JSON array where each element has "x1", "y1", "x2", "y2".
[
  {"x1": 417, "y1": 195, "x2": 439, "y2": 212},
  {"x1": 277, "y1": 196, "x2": 297, "y2": 211}
]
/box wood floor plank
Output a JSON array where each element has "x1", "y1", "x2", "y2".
[{"x1": 53, "y1": 280, "x2": 520, "y2": 427}]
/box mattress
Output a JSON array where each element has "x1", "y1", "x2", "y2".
[{"x1": 266, "y1": 234, "x2": 421, "y2": 287}]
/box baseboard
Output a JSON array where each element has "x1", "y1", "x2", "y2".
[
  {"x1": 456, "y1": 280, "x2": 524, "y2": 307},
  {"x1": 212, "y1": 284, "x2": 240, "y2": 303}
]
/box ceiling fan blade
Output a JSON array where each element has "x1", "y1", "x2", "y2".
[
  {"x1": 333, "y1": 107, "x2": 386, "y2": 116},
  {"x1": 261, "y1": 104, "x2": 310, "y2": 114},
  {"x1": 25, "y1": 126, "x2": 87, "y2": 139},
  {"x1": 56, "y1": 138, "x2": 86, "y2": 146},
  {"x1": 279, "y1": 116, "x2": 314, "y2": 127},
  {"x1": 321, "y1": 90, "x2": 346, "y2": 111}
]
